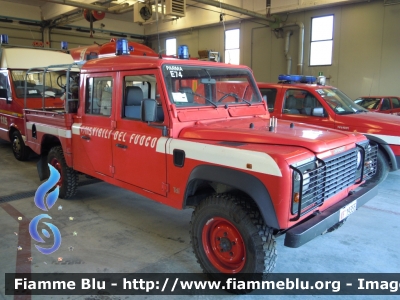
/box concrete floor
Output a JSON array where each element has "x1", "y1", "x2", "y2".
[{"x1": 0, "y1": 139, "x2": 399, "y2": 300}]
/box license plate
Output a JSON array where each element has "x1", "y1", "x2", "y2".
[{"x1": 339, "y1": 200, "x2": 357, "y2": 221}]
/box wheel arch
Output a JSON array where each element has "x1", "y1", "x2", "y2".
[
  {"x1": 183, "y1": 165, "x2": 280, "y2": 229},
  {"x1": 364, "y1": 134, "x2": 398, "y2": 171},
  {"x1": 37, "y1": 135, "x2": 62, "y2": 181},
  {"x1": 8, "y1": 125, "x2": 21, "y2": 141}
]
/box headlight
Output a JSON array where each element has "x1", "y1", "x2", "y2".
[{"x1": 291, "y1": 158, "x2": 324, "y2": 218}]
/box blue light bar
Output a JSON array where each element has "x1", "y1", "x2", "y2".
[
  {"x1": 178, "y1": 45, "x2": 189, "y2": 59},
  {"x1": 116, "y1": 38, "x2": 130, "y2": 56},
  {"x1": 278, "y1": 74, "x2": 316, "y2": 84},
  {"x1": 61, "y1": 41, "x2": 68, "y2": 50},
  {"x1": 0, "y1": 34, "x2": 9, "y2": 44}
]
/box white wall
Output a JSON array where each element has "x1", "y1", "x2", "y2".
[{"x1": 148, "y1": 1, "x2": 400, "y2": 99}]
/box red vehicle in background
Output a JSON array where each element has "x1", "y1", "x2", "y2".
[
  {"x1": 0, "y1": 36, "x2": 74, "y2": 160},
  {"x1": 354, "y1": 96, "x2": 400, "y2": 115},
  {"x1": 258, "y1": 75, "x2": 400, "y2": 184}
]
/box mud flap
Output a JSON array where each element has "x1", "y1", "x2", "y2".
[{"x1": 37, "y1": 154, "x2": 49, "y2": 181}]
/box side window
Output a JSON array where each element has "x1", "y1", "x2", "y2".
[
  {"x1": 0, "y1": 71, "x2": 11, "y2": 99},
  {"x1": 85, "y1": 77, "x2": 113, "y2": 116},
  {"x1": 283, "y1": 90, "x2": 301, "y2": 114},
  {"x1": 381, "y1": 98, "x2": 390, "y2": 111},
  {"x1": 284, "y1": 90, "x2": 323, "y2": 116},
  {"x1": 123, "y1": 75, "x2": 163, "y2": 122},
  {"x1": 391, "y1": 98, "x2": 400, "y2": 109},
  {"x1": 259, "y1": 88, "x2": 277, "y2": 112}
]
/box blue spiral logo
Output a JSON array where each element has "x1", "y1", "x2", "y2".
[
  {"x1": 29, "y1": 164, "x2": 62, "y2": 255},
  {"x1": 29, "y1": 214, "x2": 61, "y2": 254}
]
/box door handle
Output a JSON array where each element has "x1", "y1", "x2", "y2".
[
  {"x1": 116, "y1": 143, "x2": 128, "y2": 149},
  {"x1": 81, "y1": 135, "x2": 90, "y2": 140}
]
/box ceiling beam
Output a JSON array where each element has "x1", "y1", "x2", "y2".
[
  {"x1": 193, "y1": 0, "x2": 276, "y2": 22},
  {"x1": 36, "y1": 0, "x2": 133, "y2": 14}
]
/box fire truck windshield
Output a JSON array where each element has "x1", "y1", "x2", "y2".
[
  {"x1": 162, "y1": 65, "x2": 261, "y2": 107},
  {"x1": 11, "y1": 70, "x2": 65, "y2": 98},
  {"x1": 316, "y1": 87, "x2": 368, "y2": 115}
]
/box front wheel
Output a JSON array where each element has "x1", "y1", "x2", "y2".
[
  {"x1": 190, "y1": 194, "x2": 277, "y2": 275},
  {"x1": 11, "y1": 131, "x2": 30, "y2": 161},
  {"x1": 47, "y1": 146, "x2": 78, "y2": 199}
]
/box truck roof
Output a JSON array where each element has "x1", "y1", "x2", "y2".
[
  {"x1": 258, "y1": 82, "x2": 336, "y2": 90},
  {"x1": 81, "y1": 55, "x2": 250, "y2": 73},
  {"x1": 0, "y1": 48, "x2": 74, "y2": 69}
]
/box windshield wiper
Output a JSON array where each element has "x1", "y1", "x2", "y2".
[
  {"x1": 217, "y1": 90, "x2": 252, "y2": 106},
  {"x1": 179, "y1": 89, "x2": 217, "y2": 108}
]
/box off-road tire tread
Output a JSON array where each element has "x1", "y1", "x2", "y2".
[
  {"x1": 48, "y1": 146, "x2": 78, "y2": 199},
  {"x1": 190, "y1": 193, "x2": 277, "y2": 275}
]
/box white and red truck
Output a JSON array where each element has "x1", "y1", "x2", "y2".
[
  {"x1": 0, "y1": 36, "x2": 74, "y2": 160},
  {"x1": 21, "y1": 41, "x2": 378, "y2": 275},
  {"x1": 258, "y1": 75, "x2": 400, "y2": 185}
]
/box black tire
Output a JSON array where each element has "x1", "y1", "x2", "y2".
[
  {"x1": 47, "y1": 146, "x2": 78, "y2": 199},
  {"x1": 11, "y1": 131, "x2": 30, "y2": 161},
  {"x1": 363, "y1": 149, "x2": 389, "y2": 186},
  {"x1": 190, "y1": 193, "x2": 277, "y2": 276}
]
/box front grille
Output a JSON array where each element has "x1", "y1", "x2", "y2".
[
  {"x1": 324, "y1": 149, "x2": 358, "y2": 198},
  {"x1": 291, "y1": 148, "x2": 358, "y2": 220}
]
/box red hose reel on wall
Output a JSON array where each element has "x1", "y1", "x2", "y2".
[{"x1": 83, "y1": 9, "x2": 105, "y2": 37}]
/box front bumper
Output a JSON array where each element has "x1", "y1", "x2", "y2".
[{"x1": 284, "y1": 182, "x2": 378, "y2": 248}]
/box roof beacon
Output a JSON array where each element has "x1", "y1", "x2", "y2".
[
  {"x1": 116, "y1": 38, "x2": 130, "y2": 56},
  {"x1": 178, "y1": 45, "x2": 189, "y2": 59},
  {"x1": 1, "y1": 34, "x2": 9, "y2": 44},
  {"x1": 278, "y1": 74, "x2": 316, "y2": 84},
  {"x1": 316, "y1": 75, "x2": 326, "y2": 86},
  {"x1": 61, "y1": 41, "x2": 68, "y2": 50}
]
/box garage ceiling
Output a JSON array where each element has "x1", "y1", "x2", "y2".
[{"x1": 0, "y1": 0, "x2": 368, "y2": 36}]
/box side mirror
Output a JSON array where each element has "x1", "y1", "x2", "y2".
[
  {"x1": 312, "y1": 107, "x2": 326, "y2": 117},
  {"x1": 0, "y1": 88, "x2": 7, "y2": 99},
  {"x1": 141, "y1": 99, "x2": 157, "y2": 123}
]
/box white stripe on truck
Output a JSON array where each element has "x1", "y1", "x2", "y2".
[
  {"x1": 26, "y1": 122, "x2": 71, "y2": 138},
  {"x1": 160, "y1": 139, "x2": 283, "y2": 177}
]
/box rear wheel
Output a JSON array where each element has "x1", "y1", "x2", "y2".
[
  {"x1": 190, "y1": 194, "x2": 277, "y2": 275},
  {"x1": 47, "y1": 146, "x2": 78, "y2": 199},
  {"x1": 11, "y1": 131, "x2": 30, "y2": 161}
]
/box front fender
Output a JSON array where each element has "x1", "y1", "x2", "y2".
[{"x1": 185, "y1": 165, "x2": 280, "y2": 229}]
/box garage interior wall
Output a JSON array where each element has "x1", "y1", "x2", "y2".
[
  {"x1": 0, "y1": 1, "x2": 398, "y2": 99},
  {"x1": 148, "y1": 1, "x2": 400, "y2": 99}
]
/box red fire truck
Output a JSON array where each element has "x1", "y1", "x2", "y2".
[
  {"x1": 0, "y1": 36, "x2": 74, "y2": 160},
  {"x1": 258, "y1": 75, "x2": 400, "y2": 185},
  {"x1": 22, "y1": 41, "x2": 378, "y2": 275}
]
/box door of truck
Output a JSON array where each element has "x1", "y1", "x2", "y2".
[
  {"x1": 72, "y1": 73, "x2": 115, "y2": 177},
  {"x1": 112, "y1": 71, "x2": 167, "y2": 196},
  {"x1": 0, "y1": 70, "x2": 12, "y2": 141},
  {"x1": 278, "y1": 88, "x2": 335, "y2": 129},
  {"x1": 390, "y1": 97, "x2": 400, "y2": 115}
]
